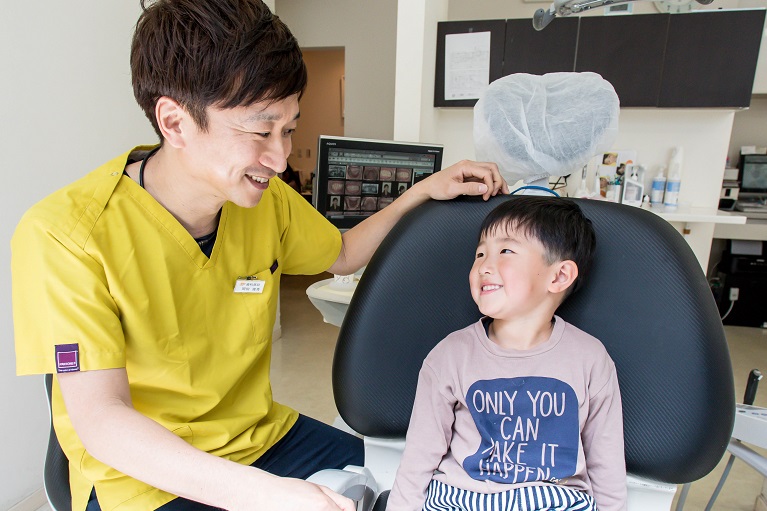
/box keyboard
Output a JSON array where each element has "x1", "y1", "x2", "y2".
[{"x1": 735, "y1": 202, "x2": 767, "y2": 213}]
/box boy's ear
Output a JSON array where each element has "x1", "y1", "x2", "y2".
[
  {"x1": 155, "y1": 96, "x2": 191, "y2": 149},
  {"x1": 549, "y1": 260, "x2": 579, "y2": 294}
]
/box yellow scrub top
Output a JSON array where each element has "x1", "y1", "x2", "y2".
[{"x1": 12, "y1": 148, "x2": 342, "y2": 510}]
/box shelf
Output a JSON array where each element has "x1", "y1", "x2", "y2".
[
  {"x1": 647, "y1": 206, "x2": 747, "y2": 225},
  {"x1": 714, "y1": 221, "x2": 767, "y2": 241}
]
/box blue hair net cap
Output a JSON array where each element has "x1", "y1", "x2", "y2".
[{"x1": 473, "y1": 72, "x2": 620, "y2": 185}]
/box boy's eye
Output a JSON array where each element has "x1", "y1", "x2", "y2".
[
  {"x1": 500, "y1": 249, "x2": 514, "y2": 254},
  {"x1": 475, "y1": 252, "x2": 484, "y2": 259}
]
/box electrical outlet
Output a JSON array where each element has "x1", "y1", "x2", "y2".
[
  {"x1": 730, "y1": 287, "x2": 740, "y2": 301},
  {"x1": 306, "y1": 148, "x2": 311, "y2": 158},
  {"x1": 297, "y1": 149, "x2": 303, "y2": 158}
]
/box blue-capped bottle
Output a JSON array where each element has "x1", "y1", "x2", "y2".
[
  {"x1": 664, "y1": 147, "x2": 683, "y2": 209},
  {"x1": 650, "y1": 166, "x2": 666, "y2": 207}
]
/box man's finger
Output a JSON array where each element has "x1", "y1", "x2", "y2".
[
  {"x1": 318, "y1": 485, "x2": 356, "y2": 511},
  {"x1": 459, "y1": 162, "x2": 506, "y2": 198},
  {"x1": 454, "y1": 181, "x2": 489, "y2": 197}
]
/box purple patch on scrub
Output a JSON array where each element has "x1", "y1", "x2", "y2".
[{"x1": 55, "y1": 343, "x2": 80, "y2": 373}]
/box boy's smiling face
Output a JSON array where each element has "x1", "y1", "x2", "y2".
[{"x1": 469, "y1": 226, "x2": 558, "y2": 321}]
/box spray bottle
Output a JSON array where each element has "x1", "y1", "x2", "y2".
[
  {"x1": 574, "y1": 165, "x2": 590, "y2": 198},
  {"x1": 664, "y1": 147, "x2": 683, "y2": 209}
]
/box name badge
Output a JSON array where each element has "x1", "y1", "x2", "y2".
[{"x1": 234, "y1": 278, "x2": 265, "y2": 294}]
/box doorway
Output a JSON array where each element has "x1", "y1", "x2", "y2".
[{"x1": 290, "y1": 47, "x2": 345, "y2": 192}]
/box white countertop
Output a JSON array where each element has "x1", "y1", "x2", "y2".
[
  {"x1": 646, "y1": 205, "x2": 747, "y2": 224},
  {"x1": 714, "y1": 220, "x2": 767, "y2": 241}
]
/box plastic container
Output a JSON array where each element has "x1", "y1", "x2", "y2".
[
  {"x1": 650, "y1": 166, "x2": 667, "y2": 206},
  {"x1": 664, "y1": 147, "x2": 683, "y2": 208}
]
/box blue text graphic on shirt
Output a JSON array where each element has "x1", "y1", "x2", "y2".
[{"x1": 463, "y1": 377, "x2": 578, "y2": 484}]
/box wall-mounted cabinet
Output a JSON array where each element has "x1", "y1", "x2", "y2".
[
  {"x1": 436, "y1": 9, "x2": 766, "y2": 108},
  {"x1": 575, "y1": 14, "x2": 669, "y2": 107},
  {"x1": 503, "y1": 17, "x2": 578, "y2": 76},
  {"x1": 659, "y1": 10, "x2": 765, "y2": 107}
]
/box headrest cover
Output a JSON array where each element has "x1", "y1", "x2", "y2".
[{"x1": 474, "y1": 72, "x2": 620, "y2": 185}]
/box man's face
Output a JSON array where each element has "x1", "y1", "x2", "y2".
[{"x1": 180, "y1": 94, "x2": 300, "y2": 209}]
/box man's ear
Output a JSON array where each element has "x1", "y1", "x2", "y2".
[
  {"x1": 549, "y1": 260, "x2": 579, "y2": 294},
  {"x1": 155, "y1": 96, "x2": 191, "y2": 149}
]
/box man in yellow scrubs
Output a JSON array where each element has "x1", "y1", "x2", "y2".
[{"x1": 11, "y1": 1, "x2": 507, "y2": 510}]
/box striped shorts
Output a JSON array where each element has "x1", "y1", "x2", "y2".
[{"x1": 422, "y1": 480, "x2": 597, "y2": 511}]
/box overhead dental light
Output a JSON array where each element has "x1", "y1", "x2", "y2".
[{"x1": 532, "y1": 0, "x2": 714, "y2": 30}]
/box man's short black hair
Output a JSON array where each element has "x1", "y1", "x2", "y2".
[
  {"x1": 479, "y1": 196, "x2": 596, "y2": 297},
  {"x1": 132, "y1": 0, "x2": 307, "y2": 140}
]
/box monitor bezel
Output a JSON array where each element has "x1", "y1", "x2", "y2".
[
  {"x1": 738, "y1": 154, "x2": 767, "y2": 197},
  {"x1": 314, "y1": 136, "x2": 444, "y2": 229}
]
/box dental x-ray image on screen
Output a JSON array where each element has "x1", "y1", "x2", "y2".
[{"x1": 314, "y1": 136, "x2": 444, "y2": 229}]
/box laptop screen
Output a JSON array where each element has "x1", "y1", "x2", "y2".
[{"x1": 739, "y1": 154, "x2": 767, "y2": 198}]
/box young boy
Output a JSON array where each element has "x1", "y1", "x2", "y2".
[{"x1": 388, "y1": 197, "x2": 627, "y2": 511}]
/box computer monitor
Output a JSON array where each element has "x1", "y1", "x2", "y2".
[
  {"x1": 738, "y1": 154, "x2": 767, "y2": 199},
  {"x1": 314, "y1": 136, "x2": 444, "y2": 229}
]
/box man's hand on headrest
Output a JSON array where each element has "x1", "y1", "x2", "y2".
[{"x1": 415, "y1": 160, "x2": 509, "y2": 202}]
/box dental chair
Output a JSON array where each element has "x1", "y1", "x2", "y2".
[
  {"x1": 44, "y1": 373, "x2": 72, "y2": 511},
  {"x1": 310, "y1": 195, "x2": 735, "y2": 510}
]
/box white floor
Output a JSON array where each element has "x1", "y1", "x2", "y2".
[{"x1": 34, "y1": 274, "x2": 767, "y2": 510}]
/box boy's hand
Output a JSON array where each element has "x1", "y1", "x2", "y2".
[{"x1": 415, "y1": 160, "x2": 509, "y2": 202}]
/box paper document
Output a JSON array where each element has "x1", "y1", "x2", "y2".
[{"x1": 444, "y1": 31, "x2": 491, "y2": 101}]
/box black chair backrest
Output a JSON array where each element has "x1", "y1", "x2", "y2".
[
  {"x1": 45, "y1": 374, "x2": 72, "y2": 511},
  {"x1": 333, "y1": 196, "x2": 734, "y2": 484}
]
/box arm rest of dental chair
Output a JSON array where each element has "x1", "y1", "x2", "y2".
[{"x1": 727, "y1": 440, "x2": 767, "y2": 478}]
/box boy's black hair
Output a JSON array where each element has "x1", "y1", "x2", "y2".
[
  {"x1": 131, "y1": 0, "x2": 307, "y2": 140},
  {"x1": 479, "y1": 196, "x2": 596, "y2": 297}
]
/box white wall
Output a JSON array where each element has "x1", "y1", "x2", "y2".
[
  {"x1": 275, "y1": 0, "x2": 398, "y2": 141},
  {"x1": 0, "y1": 3, "x2": 155, "y2": 508},
  {"x1": 394, "y1": 0, "x2": 449, "y2": 144}
]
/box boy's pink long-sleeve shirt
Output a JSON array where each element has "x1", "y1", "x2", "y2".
[{"x1": 387, "y1": 317, "x2": 627, "y2": 511}]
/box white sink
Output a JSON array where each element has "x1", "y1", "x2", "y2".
[{"x1": 306, "y1": 278, "x2": 358, "y2": 327}]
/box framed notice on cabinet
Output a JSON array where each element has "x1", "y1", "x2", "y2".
[{"x1": 434, "y1": 20, "x2": 506, "y2": 107}]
